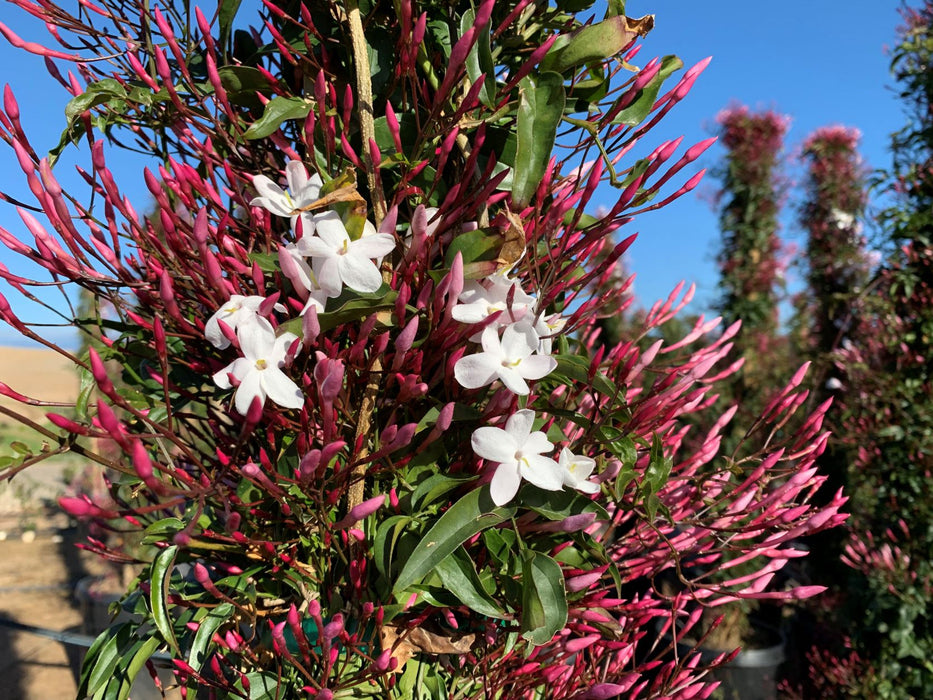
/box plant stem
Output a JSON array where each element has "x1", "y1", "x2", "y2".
[{"x1": 345, "y1": 0, "x2": 387, "y2": 225}]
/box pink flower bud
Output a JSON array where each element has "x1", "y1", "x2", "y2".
[
  {"x1": 322, "y1": 614, "x2": 344, "y2": 641},
  {"x1": 334, "y1": 495, "x2": 386, "y2": 529}
]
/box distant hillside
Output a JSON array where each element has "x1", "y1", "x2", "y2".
[{"x1": 0, "y1": 347, "x2": 78, "y2": 423}]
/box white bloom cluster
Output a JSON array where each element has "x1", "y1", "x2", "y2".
[
  {"x1": 450, "y1": 266, "x2": 598, "y2": 505},
  {"x1": 208, "y1": 160, "x2": 397, "y2": 415},
  {"x1": 208, "y1": 159, "x2": 598, "y2": 504},
  {"x1": 206, "y1": 296, "x2": 303, "y2": 415}
]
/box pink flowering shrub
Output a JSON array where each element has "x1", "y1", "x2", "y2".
[
  {"x1": 810, "y1": 3, "x2": 933, "y2": 696},
  {"x1": 714, "y1": 106, "x2": 789, "y2": 345},
  {"x1": 798, "y1": 126, "x2": 870, "y2": 364},
  {"x1": 712, "y1": 106, "x2": 794, "y2": 454},
  {"x1": 0, "y1": 1, "x2": 844, "y2": 697}
]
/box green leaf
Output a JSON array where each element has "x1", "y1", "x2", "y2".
[
  {"x1": 243, "y1": 671, "x2": 281, "y2": 700},
  {"x1": 542, "y1": 17, "x2": 643, "y2": 74},
  {"x1": 445, "y1": 228, "x2": 500, "y2": 271},
  {"x1": 217, "y1": 65, "x2": 273, "y2": 107},
  {"x1": 279, "y1": 284, "x2": 397, "y2": 335},
  {"x1": 244, "y1": 96, "x2": 313, "y2": 139},
  {"x1": 109, "y1": 635, "x2": 161, "y2": 700},
  {"x1": 512, "y1": 73, "x2": 565, "y2": 208},
  {"x1": 149, "y1": 545, "x2": 180, "y2": 653},
  {"x1": 48, "y1": 119, "x2": 88, "y2": 167},
  {"x1": 374, "y1": 514, "x2": 414, "y2": 580},
  {"x1": 188, "y1": 603, "x2": 234, "y2": 673},
  {"x1": 247, "y1": 251, "x2": 279, "y2": 272},
  {"x1": 436, "y1": 547, "x2": 506, "y2": 618},
  {"x1": 393, "y1": 486, "x2": 515, "y2": 594},
  {"x1": 75, "y1": 365, "x2": 95, "y2": 420},
  {"x1": 64, "y1": 79, "x2": 128, "y2": 122},
  {"x1": 9, "y1": 441, "x2": 30, "y2": 455},
  {"x1": 519, "y1": 486, "x2": 610, "y2": 523},
  {"x1": 411, "y1": 473, "x2": 477, "y2": 511},
  {"x1": 645, "y1": 433, "x2": 672, "y2": 493},
  {"x1": 520, "y1": 552, "x2": 568, "y2": 645},
  {"x1": 218, "y1": 0, "x2": 244, "y2": 50},
  {"x1": 80, "y1": 624, "x2": 132, "y2": 697},
  {"x1": 141, "y1": 517, "x2": 185, "y2": 545},
  {"x1": 461, "y1": 9, "x2": 497, "y2": 108},
  {"x1": 483, "y1": 529, "x2": 517, "y2": 569},
  {"x1": 373, "y1": 113, "x2": 421, "y2": 157},
  {"x1": 553, "y1": 354, "x2": 620, "y2": 398},
  {"x1": 611, "y1": 55, "x2": 683, "y2": 127}
]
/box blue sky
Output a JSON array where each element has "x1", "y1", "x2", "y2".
[{"x1": 0, "y1": 1, "x2": 909, "y2": 347}]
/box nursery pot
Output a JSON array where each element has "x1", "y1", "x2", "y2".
[
  {"x1": 696, "y1": 623, "x2": 785, "y2": 700},
  {"x1": 661, "y1": 620, "x2": 785, "y2": 700}
]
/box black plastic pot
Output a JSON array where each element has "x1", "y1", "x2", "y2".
[{"x1": 691, "y1": 623, "x2": 786, "y2": 700}]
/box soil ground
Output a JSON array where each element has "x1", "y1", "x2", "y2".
[
  {"x1": 0, "y1": 347, "x2": 185, "y2": 699},
  {"x1": 0, "y1": 347, "x2": 103, "y2": 698},
  {"x1": 0, "y1": 523, "x2": 97, "y2": 699}
]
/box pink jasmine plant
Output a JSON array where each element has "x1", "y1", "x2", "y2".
[{"x1": 0, "y1": 1, "x2": 846, "y2": 698}]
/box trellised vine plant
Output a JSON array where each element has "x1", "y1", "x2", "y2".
[{"x1": 0, "y1": 0, "x2": 845, "y2": 698}]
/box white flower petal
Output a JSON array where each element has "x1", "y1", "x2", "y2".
[
  {"x1": 300, "y1": 291, "x2": 328, "y2": 316},
  {"x1": 572, "y1": 479, "x2": 600, "y2": 495},
  {"x1": 272, "y1": 332, "x2": 299, "y2": 363},
  {"x1": 285, "y1": 160, "x2": 309, "y2": 196},
  {"x1": 213, "y1": 360, "x2": 238, "y2": 389},
  {"x1": 501, "y1": 323, "x2": 537, "y2": 359},
  {"x1": 519, "y1": 454, "x2": 563, "y2": 491},
  {"x1": 314, "y1": 257, "x2": 343, "y2": 297},
  {"x1": 262, "y1": 368, "x2": 304, "y2": 409},
  {"x1": 454, "y1": 354, "x2": 499, "y2": 389},
  {"x1": 237, "y1": 319, "x2": 276, "y2": 362},
  {"x1": 471, "y1": 426, "x2": 518, "y2": 463},
  {"x1": 351, "y1": 233, "x2": 396, "y2": 258},
  {"x1": 338, "y1": 255, "x2": 383, "y2": 293},
  {"x1": 505, "y1": 409, "x2": 535, "y2": 440},
  {"x1": 205, "y1": 318, "x2": 232, "y2": 349},
  {"x1": 234, "y1": 370, "x2": 265, "y2": 415},
  {"x1": 250, "y1": 178, "x2": 293, "y2": 217},
  {"x1": 314, "y1": 211, "x2": 349, "y2": 247},
  {"x1": 516, "y1": 354, "x2": 557, "y2": 381},
  {"x1": 497, "y1": 367, "x2": 530, "y2": 395},
  {"x1": 523, "y1": 430, "x2": 554, "y2": 456},
  {"x1": 490, "y1": 463, "x2": 522, "y2": 506},
  {"x1": 479, "y1": 325, "x2": 502, "y2": 355},
  {"x1": 452, "y1": 301, "x2": 493, "y2": 324}
]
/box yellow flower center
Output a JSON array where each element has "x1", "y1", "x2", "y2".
[{"x1": 255, "y1": 359, "x2": 268, "y2": 370}]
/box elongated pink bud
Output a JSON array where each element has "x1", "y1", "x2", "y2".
[
  {"x1": 564, "y1": 635, "x2": 600, "y2": 654},
  {"x1": 0, "y1": 22, "x2": 77, "y2": 60},
  {"x1": 59, "y1": 496, "x2": 117, "y2": 519},
  {"x1": 334, "y1": 495, "x2": 386, "y2": 528},
  {"x1": 566, "y1": 568, "x2": 604, "y2": 592},
  {"x1": 47, "y1": 413, "x2": 90, "y2": 434}
]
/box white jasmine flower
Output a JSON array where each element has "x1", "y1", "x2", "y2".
[
  {"x1": 825, "y1": 377, "x2": 844, "y2": 391},
  {"x1": 452, "y1": 272, "x2": 535, "y2": 325},
  {"x1": 829, "y1": 208, "x2": 856, "y2": 230},
  {"x1": 454, "y1": 324, "x2": 556, "y2": 395},
  {"x1": 205, "y1": 295, "x2": 271, "y2": 350},
  {"x1": 557, "y1": 447, "x2": 600, "y2": 495},
  {"x1": 213, "y1": 324, "x2": 303, "y2": 415},
  {"x1": 297, "y1": 211, "x2": 395, "y2": 296},
  {"x1": 250, "y1": 161, "x2": 323, "y2": 234},
  {"x1": 278, "y1": 243, "x2": 329, "y2": 315},
  {"x1": 471, "y1": 409, "x2": 563, "y2": 506},
  {"x1": 517, "y1": 310, "x2": 566, "y2": 356}
]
